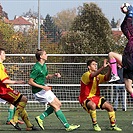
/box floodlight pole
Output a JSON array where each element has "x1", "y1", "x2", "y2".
[{"x1": 38, "y1": 0, "x2": 40, "y2": 49}]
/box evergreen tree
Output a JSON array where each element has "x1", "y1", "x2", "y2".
[
  {"x1": 111, "y1": 17, "x2": 117, "y2": 28},
  {"x1": 43, "y1": 14, "x2": 61, "y2": 43}
]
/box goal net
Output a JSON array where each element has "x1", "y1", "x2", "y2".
[{"x1": 0, "y1": 54, "x2": 131, "y2": 111}]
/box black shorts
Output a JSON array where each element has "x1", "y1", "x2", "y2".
[
  {"x1": 123, "y1": 68, "x2": 133, "y2": 80},
  {"x1": 122, "y1": 54, "x2": 133, "y2": 80},
  {"x1": 122, "y1": 54, "x2": 133, "y2": 71}
]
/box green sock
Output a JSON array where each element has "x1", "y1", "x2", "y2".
[
  {"x1": 55, "y1": 110, "x2": 70, "y2": 128},
  {"x1": 40, "y1": 106, "x2": 54, "y2": 120},
  {"x1": 7, "y1": 109, "x2": 14, "y2": 121},
  {"x1": 13, "y1": 107, "x2": 16, "y2": 113}
]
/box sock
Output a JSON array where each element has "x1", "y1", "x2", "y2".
[
  {"x1": 90, "y1": 110, "x2": 97, "y2": 124},
  {"x1": 21, "y1": 109, "x2": 32, "y2": 128},
  {"x1": 13, "y1": 102, "x2": 26, "y2": 123},
  {"x1": 40, "y1": 106, "x2": 54, "y2": 120},
  {"x1": 131, "y1": 92, "x2": 133, "y2": 98},
  {"x1": 110, "y1": 59, "x2": 118, "y2": 76},
  {"x1": 55, "y1": 110, "x2": 70, "y2": 128},
  {"x1": 7, "y1": 109, "x2": 14, "y2": 122},
  {"x1": 108, "y1": 111, "x2": 116, "y2": 126},
  {"x1": 13, "y1": 106, "x2": 16, "y2": 113}
]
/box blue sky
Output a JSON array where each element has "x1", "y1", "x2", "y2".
[{"x1": 0, "y1": 0, "x2": 133, "y2": 22}]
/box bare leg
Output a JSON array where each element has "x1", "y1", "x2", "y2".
[
  {"x1": 108, "y1": 52, "x2": 122, "y2": 65},
  {"x1": 108, "y1": 52, "x2": 122, "y2": 82},
  {"x1": 124, "y1": 78, "x2": 133, "y2": 97}
]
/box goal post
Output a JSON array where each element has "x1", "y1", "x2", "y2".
[{"x1": 0, "y1": 54, "x2": 130, "y2": 111}]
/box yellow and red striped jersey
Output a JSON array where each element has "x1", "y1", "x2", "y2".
[{"x1": 79, "y1": 71, "x2": 106, "y2": 104}]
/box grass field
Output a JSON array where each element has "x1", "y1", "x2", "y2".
[{"x1": 0, "y1": 109, "x2": 133, "y2": 133}]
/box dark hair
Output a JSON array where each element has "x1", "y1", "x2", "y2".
[
  {"x1": 35, "y1": 49, "x2": 44, "y2": 61},
  {"x1": 87, "y1": 59, "x2": 96, "y2": 67},
  {"x1": 0, "y1": 48, "x2": 5, "y2": 54}
]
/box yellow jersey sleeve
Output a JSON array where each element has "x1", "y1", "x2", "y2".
[
  {"x1": 81, "y1": 71, "x2": 105, "y2": 85},
  {"x1": 81, "y1": 71, "x2": 91, "y2": 85},
  {"x1": 98, "y1": 74, "x2": 105, "y2": 83}
]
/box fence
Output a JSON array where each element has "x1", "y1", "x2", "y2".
[{"x1": 0, "y1": 54, "x2": 132, "y2": 111}]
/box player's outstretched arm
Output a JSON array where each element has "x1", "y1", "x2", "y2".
[
  {"x1": 91, "y1": 59, "x2": 109, "y2": 78},
  {"x1": 46, "y1": 73, "x2": 61, "y2": 79},
  {"x1": 127, "y1": 5, "x2": 133, "y2": 17},
  {"x1": 2, "y1": 79, "x2": 25, "y2": 84}
]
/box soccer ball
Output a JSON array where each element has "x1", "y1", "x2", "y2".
[{"x1": 121, "y1": 3, "x2": 130, "y2": 14}]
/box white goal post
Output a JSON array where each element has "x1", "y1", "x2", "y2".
[{"x1": 0, "y1": 54, "x2": 130, "y2": 111}]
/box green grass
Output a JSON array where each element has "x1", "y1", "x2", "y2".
[{"x1": 0, "y1": 109, "x2": 133, "y2": 133}]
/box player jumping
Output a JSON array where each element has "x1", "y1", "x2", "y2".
[{"x1": 108, "y1": 3, "x2": 133, "y2": 98}]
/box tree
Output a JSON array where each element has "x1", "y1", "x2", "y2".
[
  {"x1": 42, "y1": 14, "x2": 61, "y2": 43},
  {"x1": 53, "y1": 8, "x2": 77, "y2": 31},
  {"x1": 111, "y1": 17, "x2": 117, "y2": 28},
  {"x1": 0, "y1": 20, "x2": 15, "y2": 53},
  {"x1": 22, "y1": 9, "x2": 43, "y2": 19},
  {"x1": 60, "y1": 3, "x2": 116, "y2": 56}
]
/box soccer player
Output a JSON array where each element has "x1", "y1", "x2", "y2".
[
  {"x1": 6, "y1": 104, "x2": 24, "y2": 125},
  {"x1": 28, "y1": 49, "x2": 80, "y2": 131},
  {"x1": 79, "y1": 59, "x2": 122, "y2": 131},
  {"x1": 0, "y1": 48, "x2": 38, "y2": 131},
  {"x1": 0, "y1": 99, "x2": 24, "y2": 124},
  {"x1": 108, "y1": 4, "x2": 133, "y2": 98}
]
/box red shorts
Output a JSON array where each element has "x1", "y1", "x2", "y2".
[
  {"x1": 0, "y1": 87, "x2": 22, "y2": 106},
  {"x1": 80, "y1": 96, "x2": 106, "y2": 112}
]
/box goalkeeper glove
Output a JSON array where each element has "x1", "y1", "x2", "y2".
[{"x1": 127, "y1": 5, "x2": 133, "y2": 17}]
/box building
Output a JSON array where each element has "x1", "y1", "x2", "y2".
[{"x1": 6, "y1": 16, "x2": 33, "y2": 32}]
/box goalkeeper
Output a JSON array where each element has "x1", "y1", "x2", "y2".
[
  {"x1": 108, "y1": 4, "x2": 133, "y2": 99},
  {"x1": 79, "y1": 59, "x2": 122, "y2": 131},
  {"x1": 28, "y1": 49, "x2": 80, "y2": 131}
]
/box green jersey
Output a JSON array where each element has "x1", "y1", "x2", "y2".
[{"x1": 29, "y1": 62, "x2": 48, "y2": 94}]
